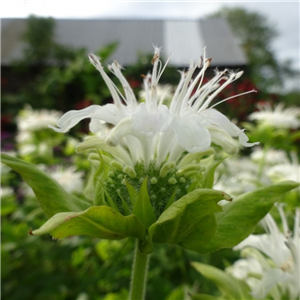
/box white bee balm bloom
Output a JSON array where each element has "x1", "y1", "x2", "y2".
[
  {"x1": 49, "y1": 47, "x2": 258, "y2": 169},
  {"x1": 249, "y1": 102, "x2": 300, "y2": 129},
  {"x1": 233, "y1": 205, "x2": 300, "y2": 300}
]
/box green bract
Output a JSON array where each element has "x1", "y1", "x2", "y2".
[{"x1": 2, "y1": 153, "x2": 298, "y2": 254}]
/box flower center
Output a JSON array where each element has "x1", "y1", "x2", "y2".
[{"x1": 104, "y1": 160, "x2": 199, "y2": 217}]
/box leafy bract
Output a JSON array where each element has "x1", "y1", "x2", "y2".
[
  {"x1": 149, "y1": 189, "x2": 231, "y2": 252},
  {"x1": 202, "y1": 157, "x2": 226, "y2": 189},
  {"x1": 31, "y1": 205, "x2": 145, "y2": 240},
  {"x1": 191, "y1": 262, "x2": 252, "y2": 300},
  {"x1": 197, "y1": 181, "x2": 299, "y2": 253},
  {"x1": 1, "y1": 153, "x2": 90, "y2": 217},
  {"x1": 132, "y1": 178, "x2": 156, "y2": 229}
]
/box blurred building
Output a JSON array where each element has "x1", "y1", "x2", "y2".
[{"x1": 1, "y1": 17, "x2": 247, "y2": 68}]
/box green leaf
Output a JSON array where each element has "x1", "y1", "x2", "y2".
[
  {"x1": 149, "y1": 189, "x2": 231, "y2": 252},
  {"x1": 30, "y1": 205, "x2": 145, "y2": 240},
  {"x1": 191, "y1": 262, "x2": 252, "y2": 300},
  {"x1": 165, "y1": 285, "x2": 185, "y2": 300},
  {"x1": 163, "y1": 188, "x2": 177, "y2": 211},
  {"x1": 1, "y1": 153, "x2": 90, "y2": 217},
  {"x1": 191, "y1": 294, "x2": 224, "y2": 300},
  {"x1": 125, "y1": 179, "x2": 138, "y2": 206},
  {"x1": 1, "y1": 195, "x2": 18, "y2": 216},
  {"x1": 132, "y1": 178, "x2": 156, "y2": 229},
  {"x1": 198, "y1": 181, "x2": 299, "y2": 253},
  {"x1": 202, "y1": 157, "x2": 226, "y2": 189}
]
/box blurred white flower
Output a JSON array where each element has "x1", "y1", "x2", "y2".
[
  {"x1": 17, "y1": 142, "x2": 49, "y2": 157},
  {"x1": 249, "y1": 103, "x2": 300, "y2": 129},
  {"x1": 49, "y1": 166, "x2": 84, "y2": 193},
  {"x1": 267, "y1": 151, "x2": 299, "y2": 183},
  {"x1": 226, "y1": 256, "x2": 263, "y2": 291},
  {"x1": 50, "y1": 47, "x2": 258, "y2": 170},
  {"x1": 22, "y1": 165, "x2": 84, "y2": 197},
  {"x1": 16, "y1": 130, "x2": 32, "y2": 144},
  {"x1": 139, "y1": 83, "x2": 173, "y2": 105},
  {"x1": 214, "y1": 156, "x2": 266, "y2": 197},
  {"x1": 17, "y1": 105, "x2": 62, "y2": 132},
  {"x1": 250, "y1": 147, "x2": 289, "y2": 165},
  {"x1": 0, "y1": 186, "x2": 14, "y2": 198},
  {"x1": 232, "y1": 205, "x2": 300, "y2": 300},
  {"x1": 267, "y1": 164, "x2": 300, "y2": 183}
]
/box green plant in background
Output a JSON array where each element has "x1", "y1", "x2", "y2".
[{"x1": 2, "y1": 47, "x2": 299, "y2": 300}]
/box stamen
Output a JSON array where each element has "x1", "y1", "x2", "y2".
[{"x1": 209, "y1": 89, "x2": 257, "y2": 110}]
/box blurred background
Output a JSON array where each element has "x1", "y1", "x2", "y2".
[{"x1": 1, "y1": 1, "x2": 300, "y2": 300}]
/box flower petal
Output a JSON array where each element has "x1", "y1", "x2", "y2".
[
  {"x1": 106, "y1": 117, "x2": 132, "y2": 146},
  {"x1": 92, "y1": 103, "x2": 122, "y2": 123},
  {"x1": 199, "y1": 108, "x2": 241, "y2": 136},
  {"x1": 49, "y1": 105, "x2": 101, "y2": 133},
  {"x1": 171, "y1": 115, "x2": 211, "y2": 153},
  {"x1": 131, "y1": 103, "x2": 172, "y2": 138},
  {"x1": 208, "y1": 126, "x2": 239, "y2": 155},
  {"x1": 239, "y1": 130, "x2": 260, "y2": 147},
  {"x1": 251, "y1": 268, "x2": 292, "y2": 299}
]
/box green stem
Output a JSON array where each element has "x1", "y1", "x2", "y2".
[
  {"x1": 257, "y1": 144, "x2": 270, "y2": 181},
  {"x1": 129, "y1": 239, "x2": 150, "y2": 300}
]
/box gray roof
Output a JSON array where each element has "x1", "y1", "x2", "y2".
[{"x1": 1, "y1": 17, "x2": 247, "y2": 67}]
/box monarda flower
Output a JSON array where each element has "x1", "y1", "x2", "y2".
[
  {"x1": 2, "y1": 47, "x2": 298, "y2": 264},
  {"x1": 231, "y1": 204, "x2": 300, "y2": 300},
  {"x1": 2, "y1": 47, "x2": 298, "y2": 300},
  {"x1": 49, "y1": 47, "x2": 258, "y2": 214},
  {"x1": 249, "y1": 102, "x2": 300, "y2": 129}
]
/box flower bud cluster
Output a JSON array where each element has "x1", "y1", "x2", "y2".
[{"x1": 97, "y1": 156, "x2": 207, "y2": 217}]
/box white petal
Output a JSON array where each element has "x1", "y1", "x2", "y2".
[
  {"x1": 89, "y1": 119, "x2": 106, "y2": 134},
  {"x1": 106, "y1": 117, "x2": 132, "y2": 146},
  {"x1": 171, "y1": 115, "x2": 211, "y2": 153},
  {"x1": 155, "y1": 127, "x2": 177, "y2": 167},
  {"x1": 92, "y1": 103, "x2": 123, "y2": 125},
  {"x1": 239, "y1": 130, "x2": 260, "y2": 147},
  {"x1": 251, "y1": 268, "x2": 292, "y2": 299},
  {"x1": 77, "y1": 136, "x2": 133, "y2": 167},
  {"x1": 233, "y1": 232, "x2": 289, "y2": 267},
  {"x1": 199, "y1": 109, "x2": 241, "y2": 136},
  {"x1": 49, "y1": 105, "x2": 101, "y2": 133},
  {"x1": 131, "y1": 103, "x2": 172, "y2": 138},
  {"x1": 208, "y1": 126, "x2": 239, "y2": 155}
]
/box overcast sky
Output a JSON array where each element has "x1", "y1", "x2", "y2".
[{"x1": 1, "y1": 1, "x2": 299, "y2": 69}]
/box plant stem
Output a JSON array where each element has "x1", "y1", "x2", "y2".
[{"x1": 129, "y1": 239, "x2": 150, "y2": 300}]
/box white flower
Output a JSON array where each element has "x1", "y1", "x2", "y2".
[
  {"x1": 17, "y1": 105, "x2": 62, "y2": 132},
  {"x1": 267, "y1": 152, "x2": 300, "y2": 183},
  {"x1": 16, "y1": 131, "x2": 32, "y2": 144},
  {"x1": 139, "y1": 83, "x2": 173, "y2": 106},
  {"x1": 17, "y1": 142, "x2": 49, "y2": 157},
  {"x1": 0, "y1": 186, "x2": 14, "y2": 198},
  {"x1": 267, "y1": 164, "x2": 300, "y2": 183},
  {"x1": 250, "y1": 147, "x2": 289, "y2": 165},
  {"x1": 214, "y1": 156, "x2": 266, "y2": 197},
  {"x1": 233, "y1": 204, "x2": 300, "y2": 300},
  {"x1": 226, "y1": 257, "x2": 263, "y2": 290},
  {"x1": 49, "y1": 47, "x2": 258, "y2": 170},
  {"x1": 249, "y1": 102, "x2": 300, "y2": 129},
  {"x1": 22, "y1": 165, "x2": 84, "y2": 197},
  {"x1": 49, "y1": 166, "x2": 84, "y2": 193}
]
